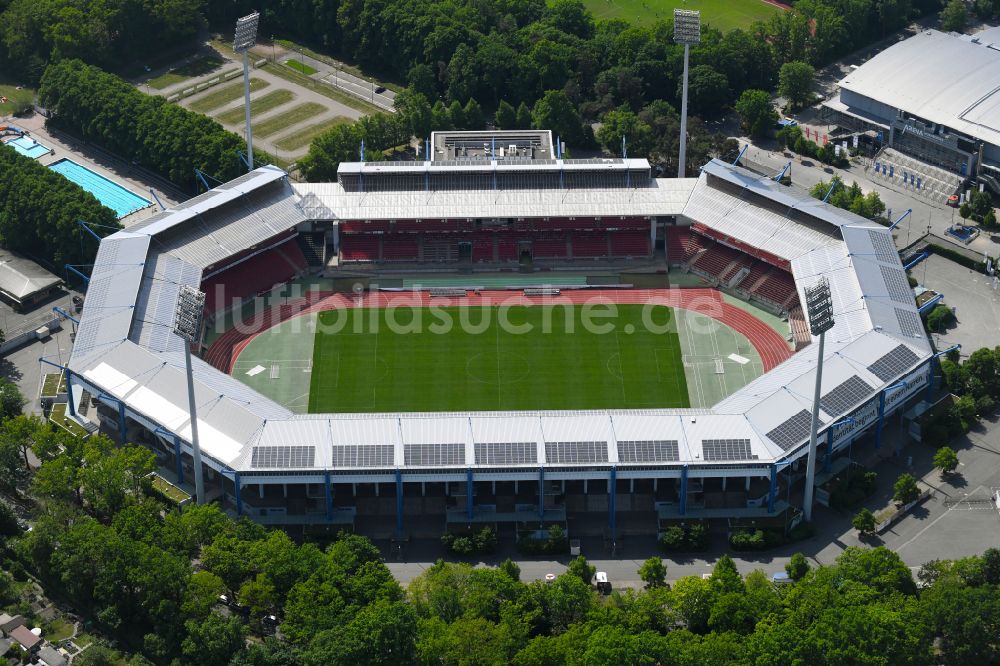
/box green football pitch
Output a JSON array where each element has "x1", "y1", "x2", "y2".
[
  {"x1": 572, "y1": 0, "x2": 782, "y2": 32},
  {"x1": 307, "y1": 305, "x2": 689, "y2": 412}
]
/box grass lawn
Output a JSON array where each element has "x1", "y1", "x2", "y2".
[
  {"x1": 286, "y1": 58, "x2": 318, "y2": 75},
  {"x1": 41, "y1": 372, "x2": 67, "y2": 397},
  {"x1": 189, "y1": 78, "x2": 269, "y2": 113},
  {"x1": 261, "y1": 62, "x2": 382, "y2": 116},
  {"x1": 148, "y1": 55, "x2": 226, "y2": 90},
  {"x1": 571, "y1": 0, "x2": 783, "y2": 31},
  {"x1": 253, "y1": 102, "x2": 326, "y2": 138},
  {"x1": 308, "y1": 305, "x2": 688, "y2": 412},
  {"x1": 46, "y1": 618, "x2": 75, "y2": 642},
  {"x1": 74, "y1": 633, "x2": 95, "y2": 648},
  {"x1": 216, "y1": 89, "x2": 296, "y2": 124},
  {"x1": 274, "y1": 116, "x2": 351, "y2": 151},
  {"x1": 0, "y1": 79, "x2": 35, "y2": 114},
  {"x1": 49, "y1": 403, "x2": 89, "y2": 438},
  {"x1": 150, "y1": 474, "x2": 191, "y2": 505}
]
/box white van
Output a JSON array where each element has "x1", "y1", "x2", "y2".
[{"x1": 595, "y1": 571, "x2": 611, "y2": 595}]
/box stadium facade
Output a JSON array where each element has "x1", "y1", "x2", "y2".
[
  {"x1": 62, "y1": 133, "x2": 933, "y2": 537},
  {"x1": 823, "y1": 27, "x2": 1000, "y2": 191}
]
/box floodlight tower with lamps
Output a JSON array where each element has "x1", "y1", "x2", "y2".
[
  {"x1": 174, "y1": 285, "x2": 207, "y2": 504},
  {"x1": 673, "y1": 9, "x2": 700, "y2": 178},
  {"x1": 234, "y1": 11, "x2": 260, "y2": 172},
  {"x1": 802, "y1": 277, "x2": 834, "y2": 523}
]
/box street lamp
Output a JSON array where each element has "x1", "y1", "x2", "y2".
[
  {"x1": 674, "y1": 9, "x2": 700, "y2": 178},
  {"x1": 234, "y1": 11, "x2": 260, "y2": 172},
  {"x1": 174, "y1": 285, "x2": 206, "y2": 504},
  {"x1": 802, "y1": 277, "x2": 834, "y2": 523}
]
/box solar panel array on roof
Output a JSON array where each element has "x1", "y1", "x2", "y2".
[
  {"x1": 617, "y1": 440, "x2": 680, "y2": 463},
  {"x1": 868, "y1": 230, "x2": 898, "y2": 262},
  {"x1": 820, "y1": 375, "x2": 875, "y2": 416},
  {"x1": 895, "y1": 308, "x2": 923, "y2": 338},
  {"x1": 332, "y1": 445, "x2": 394, "y2": 467},
  {"x1": 250, "y1": 445, "x2": 315, "y2": 468},
  {"x1": 545, "y1": 441, "x2": 608, "y2": 464},
  {"x1": 474, "y1": 442, "x2": 537, "y2": 465},
  {"x1": 702, "y1": 438, "x2": 755, "y2": 460},
  {"x1": 867, "y1": 344, "x2": 920, "y2": 382},
  {"x1": 879, "y1": 265, "x2": 913, "y2": 304},
  {"x1": 765, "y1": 410, "x2": 817, "y2": 451},
  {"x1": 404, "y1": 443, "x2": 465, "y2": 466}
]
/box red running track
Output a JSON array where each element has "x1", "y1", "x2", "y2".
[{"x1": 204, "y1": 289, "x2": 794, "y2": 375}]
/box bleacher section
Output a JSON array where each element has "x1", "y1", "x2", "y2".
[
  {"x1": 202, "y1": 241, "x2": 307, "y2": 313},
  {"x1": 382, "y1": 235, "x2": 419, "y2": 262},
  {"x1": 787, "y1": 306, "x2": 811, "y2": 350},
  {"x1": 666, "y1": 227, "x2": 707, "y2": 264},
  {"x1": 423, "y1": 237, "x2": 457, "y2": 262},
  {"x1": 691, "y1": 243, "x2": 743, "y2": 281},
  {"x1": 751, "y1": 267, "x2": 798, "y2": 309},
  {"x1": 296, "y1": 232, "x2": 325, "y2": 267},
  {"x1": 610, "y1": 231, "x2": 651, "y2": 257},
  {"x1": 341, "y1": 235, "x2": 379, "y2": 262},
  {"x1": 532, "y1": 234, "x2": 568, "y2": 258},
  {"x1": 571, "y1": 233, "x2": 608, "y2": 257}
]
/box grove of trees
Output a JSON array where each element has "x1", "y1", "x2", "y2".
[
  {"x1": 0, "y1": 143, "x2": 119, "y2": 267},
  {"x1": 1, "y1": 387, "x2": 999, "y2": 665},
  {"x1": 39, "y1": 60, "x2": 248, "y2": 193}
]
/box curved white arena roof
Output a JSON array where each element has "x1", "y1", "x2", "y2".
[{"x1": 67, "y1": 160, "x2": 932, "y2": 476}]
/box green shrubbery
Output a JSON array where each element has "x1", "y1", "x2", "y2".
[
  {"x1": 829, "y1": 466, "x2": 878, "y2": 510},
  {"x1": 39, "y1": 60, "x2": 246, "y2": 193},
  {"x1": 658, "y1": 522, "x2": 709, "y2": 552},
  {"x1": 441, "y1": 527, "x2": 497, "y2": 555},
  {"x1": 516, "y1": 524, "x2": 568, "y2": 555},
  {"x1": 777, "y1": 126, "x2": 850, "y2": 169}
]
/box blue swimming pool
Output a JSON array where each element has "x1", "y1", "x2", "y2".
[
  {"x1": 6, "y1": 135, "x2": 50, "y2": 159},
  {"x1": 48, "y1": 159, "x2": 151, "y2": 218}
]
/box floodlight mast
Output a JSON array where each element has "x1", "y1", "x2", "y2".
[
  {"x1": 234, "y1": 12, "x2": 260, "y2": 173},
  {"x1": 674, "y1": 9, "x2": 700, "y2": 179},
  {"x1": 174, "y1": 286, "x2": 207, "y2": 504},
  {"x1": 802, "y1": 278, "x2": 834, "y2": 523}
]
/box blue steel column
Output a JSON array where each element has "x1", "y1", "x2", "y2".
[
  {"x1": 767, "y1": 465, "x2": 777, "y2": 514},
  {"x1": 324, "y1": 471, "x2": 333, "y2": 521},
  {"x1": 824, "y1": 429, "x2": 833, "y2": 473},
  {"x1": 395, "y1": 469, "x2": 404, "y2": 535},
  {"x1": 173, "y1": 435, "x2": 184, "y2": 484},
  {"x1": 65, "y1": 369, "x2": 77, "y2": 417},
  {"x1": 874, "y1": 391, "x2": 886, "y2": 449},
  {"x1": 538, "y1": 467, "x2": 545, "y2": 521},
  {"x1": 233, "y1": 472, "x2": 242, "y2": 516},
  {"x1": 679, "y1": 466, "x2": 688, "y2": 516},
  {"x1": 608, "y1": 467, "x2": 617, "y2": 535},
  {"x1": 466, "y1": 468, "x2": 474, "y2": 521},
  {"x1": 117, "y1": 401, "x2": 127, "y2": 444}
]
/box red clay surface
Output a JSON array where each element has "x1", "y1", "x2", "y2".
[{"x1": 205, "y1": 289, "x2": 794, "y2": 377}]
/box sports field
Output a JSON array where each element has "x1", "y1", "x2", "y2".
[
  {"x1": 574, "y1": 0, "x2": 783, "y2": 31},
  {"x1": 308, "y1": 305, "x2": 688, "y2": 412},
  {"x1": 223, "y1": 289, "x2": 782, "y2": 413}
]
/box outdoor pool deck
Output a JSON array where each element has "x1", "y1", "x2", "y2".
[
  {"x1": 48, "y1": 158, "x2": 152, "y2": 218},
  {"x1": 4, "y1": 135, "x2": 51, "y2": 159}
]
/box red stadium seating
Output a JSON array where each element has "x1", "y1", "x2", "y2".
[
  {"x1": 339, "y1": 220, "x2": 390, "y2": 233},
  {"x1": 382, "y1": 234, "x2": 419, "y2": 261},
  {"x1": 610, "y1": 231, "x2": 650, "y2": 257},
  {"x1": 571, "y1": 233, "x2": 608, "y2": 257},
  {"x1": 666, "y1": 227, "x2": 706, "y2": 264},
  {"x1": 202, "y1": 241, "x2": 307, "y2": 313},
  {"x1": 751, "y1": 269, "x2": 797, "y2": 308},
  {"x1": 737, "y1": 262, "x2": 771, "y2": 291},
  {"x1": 341, "y1": 235, "x2": 379, "y2": 263},
  {"x1": 719, "y1": 254, "x2": 754, "y2": 284},
  {"x1": 531, "y1": 234, "x2": 567, "y2": 258},
  {"x1": 497, "y1": 237, "x2": 518, "y2": 261},
  {"x1": 423, "y1": 237, "x2": 457, "y2": 262},
  {"x1": 691, "y1": 243, "x2": 742, "y2": 279}
]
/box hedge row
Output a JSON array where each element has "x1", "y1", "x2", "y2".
[
  {"x1": 39, "y1": 60, "x2": 246, "y2": 193},
  {"x1": 0, "y1": 144, "x2": 119, "y2": 267}
]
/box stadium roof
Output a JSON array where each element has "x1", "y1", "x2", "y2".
[
  {"x1": 835, "y1": 28, "x2": 1000, "y2": 147},
  {"x1": 0, "y1": 250, "x2": 61, "y2": 303},
  {"x1": 67, "y1": 162, "x2": 932, "y2": 477}
]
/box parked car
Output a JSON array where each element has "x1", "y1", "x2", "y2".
[
  {"x1": 947, "y1": 194, "x2": 960, "y2": 207},
  {"x1": 595, "y1": 571, "x2": 611, "y2": 595},
  {"x1": 374, "y1": 86, "x2": 387, "y2": 94}
]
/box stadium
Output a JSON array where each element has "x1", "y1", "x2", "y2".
[{"x1": 62, "y1": 129, "x2": 933, "y2": 542}]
